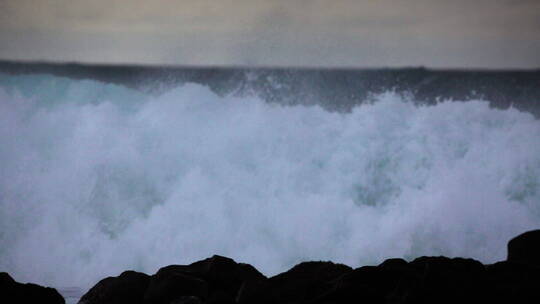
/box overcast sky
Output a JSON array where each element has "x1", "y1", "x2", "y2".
[{"x1": 0, "y1": 0, "x2": 538, "y2": 68}]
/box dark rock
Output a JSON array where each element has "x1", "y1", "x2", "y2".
[
  {"x1": 145, "y1": 255, "x2": 266, "y2": 304},
  {"x1": 405, "y1": 256, "x2": 486, "y2": 304},
  {"x1": 0, "y1": 272, "x2": 16, "y2": 284},
  {"x1": 317, "y1": 266, "x2": 389, "y2": 304},
  {"x1": 408, "y1": 256, "x2": 485, "y2": 274},
  {"x1": 314, "y1": 260, "x2": 417, "y2": 304},
  {"x1": 486, "y1": 261, "x2": 540, "y2": 302},
  {"x1": 507, "y1": 229, "x2": 540, "y2": 266},
  {"x1": 379, "y1": 258, "x2": 409, "y2": 269},
  {"x1": 236, "y1": 277, "x2": 269, "y2": 304},
  {"x1": 376, "y1": 258, "x2": 419, "y2": 304},
  {"x1": 0, "y1": 272, "x2": 65, "y2": 304},
  {"x1": 143, "y1": 271, "x2": 208, "y2": 304},
  {"x1": 170, "y1": 296, "x2": 204, "y2": 304},
  {"x1": 240, "y1": 261, "x2": 352, "y2": 304},
  {"x1": 78, "y1": 270, "x2": 150, "y2": 304},
  {"x1": 188, "y1": 255, "x2": 266, "y2": 301}
]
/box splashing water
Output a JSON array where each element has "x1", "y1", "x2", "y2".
[{"x1": 0, "y1": 74, "x2": 539, "y2": 290}]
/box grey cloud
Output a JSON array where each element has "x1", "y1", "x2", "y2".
[{"x1": 0, "y1": 0, "x2": 538, "y2": 67}]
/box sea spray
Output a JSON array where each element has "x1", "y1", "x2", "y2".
[{"x1": 0, "y1": 74, "x2": 539, "y2": 290}]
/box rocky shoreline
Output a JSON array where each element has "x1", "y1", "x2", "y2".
[{"x1": 2, "y1": 230, "x2": 540, "y2": 303}]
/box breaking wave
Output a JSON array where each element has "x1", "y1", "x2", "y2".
[{"x1": 1, "y1": 73, "x2": 539, "y2": 289}]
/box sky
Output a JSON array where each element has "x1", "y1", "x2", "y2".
[{"x1": 0, "y1": 0, "x2": 539, "y2": 68}]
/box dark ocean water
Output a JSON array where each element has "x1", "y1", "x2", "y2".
[{"x1": 1, "y1": 60, "x2": 539, "y2": 116}]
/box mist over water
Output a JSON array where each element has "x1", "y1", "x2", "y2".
[{"x1": 1, "y1": 73, "x2": 539, "y2": 289}]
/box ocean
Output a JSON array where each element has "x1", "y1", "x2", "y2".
[{"x1": 0, "y1": 62, "x2": 539, "y2": 303}]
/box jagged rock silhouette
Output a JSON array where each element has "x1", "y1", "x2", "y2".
[
  {"x1": 74, "y1": 230, "x2": 540, "y2": 304},
  {"x1": 3, "y1": 230, "x2": 540, "y2": 303}
]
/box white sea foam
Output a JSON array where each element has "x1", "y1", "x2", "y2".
[{"x1": 0, "y1": 74, "x2": 539, "y2": 289}]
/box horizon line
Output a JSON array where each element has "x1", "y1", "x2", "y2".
[{"x1": 1, "y1": 59, "x2": 539, "y2": 73}]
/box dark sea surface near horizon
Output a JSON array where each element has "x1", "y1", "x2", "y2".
[{"x1": 1, "y1": 60, "x2": 539, "y2": 116}]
